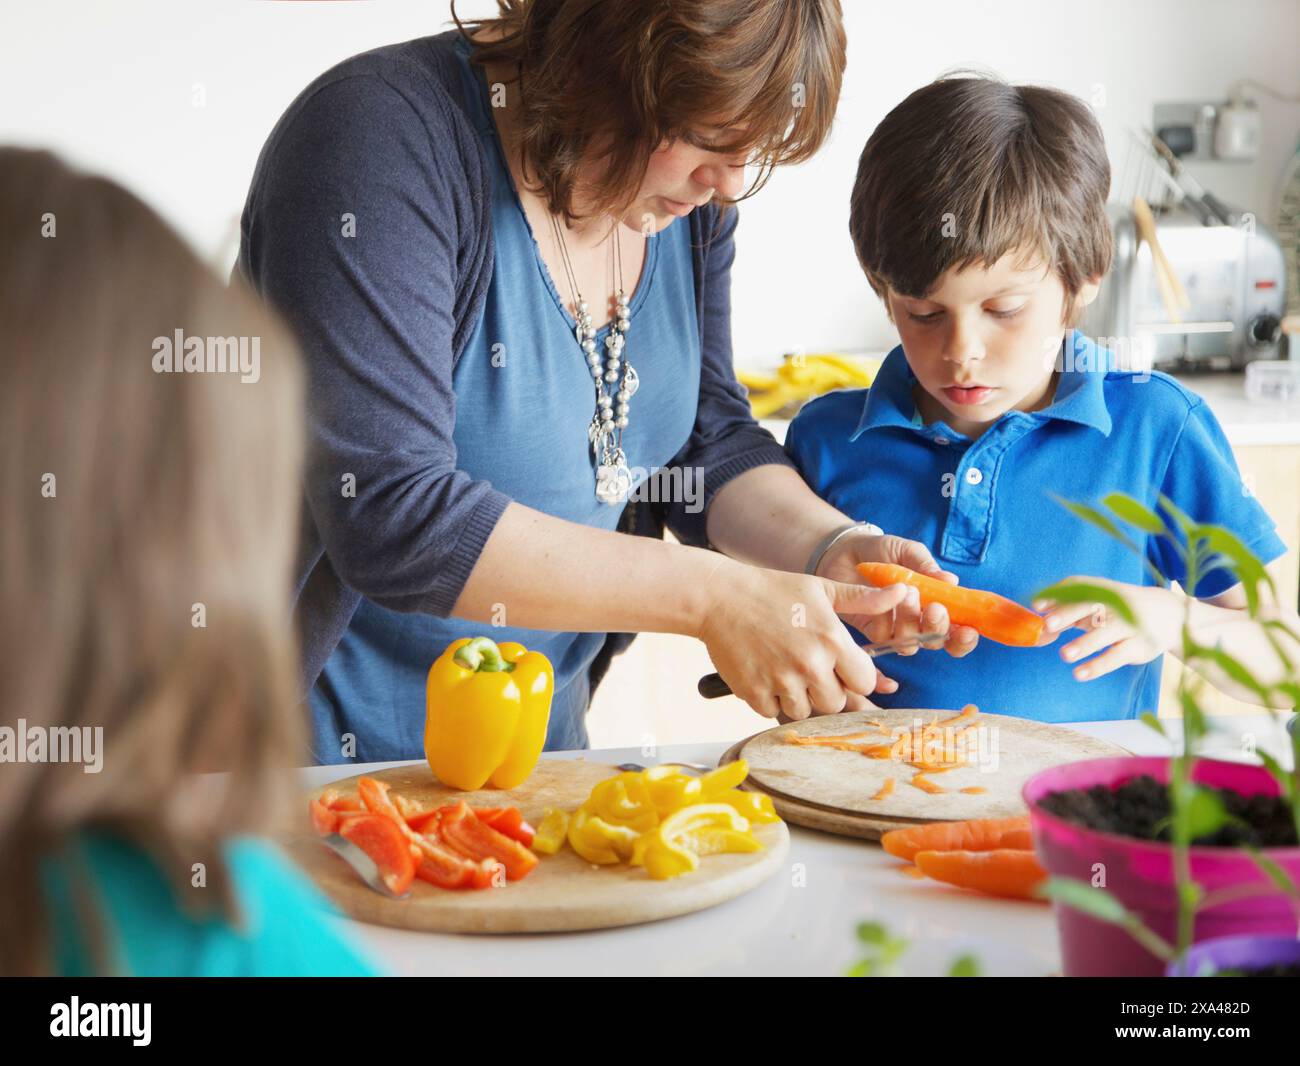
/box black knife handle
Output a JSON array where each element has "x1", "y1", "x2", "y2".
[{"x1": 698, "y1": 672, "x2": 733, "y2": 699}]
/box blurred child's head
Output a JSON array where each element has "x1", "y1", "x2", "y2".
[
  {"x1": 849, "y1": 74, "x2": 1112, "y2": 437},
  {"x1": 0, "y1": 148, "x2": 305, "y2": 973}
]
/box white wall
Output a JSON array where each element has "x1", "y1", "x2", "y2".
[{"x1": 5, "y1": 0, "x2": 1298, "y2": 362}]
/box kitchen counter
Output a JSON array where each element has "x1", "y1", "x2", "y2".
[{"x1": 302, "y1": 713, "x2": 1295, "y2": 977}]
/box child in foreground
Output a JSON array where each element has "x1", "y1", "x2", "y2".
[
  {"x1": 0, "y1": 148, "x2": 378, "y2": 975},
  {"x1": 786, "y1": 75, "x2": 1296, "y2": 721}
]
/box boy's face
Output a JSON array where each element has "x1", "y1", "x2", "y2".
[{"x1": 887, "y1": 251, "x2": 1100, "y2": 439}]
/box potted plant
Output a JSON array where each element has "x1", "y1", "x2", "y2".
[{"x1": 1024, "y1": 492, "x2": 1300, "y2": 977}]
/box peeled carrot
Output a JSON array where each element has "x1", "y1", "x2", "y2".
[
  {"x1": 912, "y1": 848, "x2": 1047, "y2": 900},
  {"x1": 855, "y1": 563, "x2": 1044, "y2": 647},
  {"x1": 880, "y1": 816, "x2": 1031, "y2": 861}
]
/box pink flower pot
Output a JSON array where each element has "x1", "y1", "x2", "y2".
[{"x1": 1023, "y1": 757, "x2": 1300, "y2": 977}]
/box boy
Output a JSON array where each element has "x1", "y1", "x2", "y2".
[{"x1": 785, "y1": 75, "x2": 1294, "y2": 721}]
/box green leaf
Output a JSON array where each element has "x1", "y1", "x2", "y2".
[
  {"x1": 1243, "y1": 846, "x2": 1300, "y2": 899},
  {"x1": 1183, "y1": 787, "x2": 1229, "y2": 839},
  {"x1": 948, "y1": 954, "x2": 981, "y2": 977},
  {"x1": 856, "y1": 921, "x2": 888, "y2": 946},
  {"x1": 1196, "y1": 645, "x2": 1273, "y2": 703},
  {"x1": 1157, "y1": 493, "x2": 1198, "y2": 538},
  {"x1": 1032, "y1": 581, "x2": 1138, "y2": 627},
  {"x1": 1254, "y1": 750, "x2": 1296, "y2": 810},
  {"x1": 1104, "y1": 493, "x2": 1168, "y2": 534},
  {"x1": 1140, "y1": 711, "x2": 1166, "y2": 738},
  {"x1": 1048, "y1": 494, "x2": 1128, "y2": 542},
  {"x1": 1048, "y1": 493, "x2": 1171, "y2": 586},
  {"x1": 1038, "y1": 877, "x2": 1130, "y2": 922},
  {"x1": 1189, "y1": 525, "x2": 1274, "y2": 612}
]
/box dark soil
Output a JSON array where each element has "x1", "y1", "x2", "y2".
[{"x1": 1037, "y1": 774, "x2": 1298, "y2": 848}]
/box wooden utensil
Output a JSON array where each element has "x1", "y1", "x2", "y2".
[
  {"x1": 285, "y1": 759, "x2": 789, "y2": 934},
  {"x1": 1133, "y1": 195, "x2": 1191, "y2": 320}
]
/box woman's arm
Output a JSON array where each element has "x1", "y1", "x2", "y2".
[{"x1": 453, "y1": 500, "x2": 916, "y2": 720}]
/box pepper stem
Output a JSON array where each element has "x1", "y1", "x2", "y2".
[{"x1": 453, "y1": 636, "x2": 516, "y2": 673}]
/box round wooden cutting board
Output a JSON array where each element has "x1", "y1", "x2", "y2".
[
  {"x1": 721, "y1": 708, "x2": 1129, "y2": 841},
  {"x1": 285, "y1": 759, "x2": 789, "y2": 934}
]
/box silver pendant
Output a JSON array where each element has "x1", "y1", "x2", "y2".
[
  {"x1": 623, "y1": 365, "x2": 639, "y2": 398},
  {"x1": 595, "y1": 454, "x2": 632, "y2": 505}
]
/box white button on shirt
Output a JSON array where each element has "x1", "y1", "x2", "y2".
[{"x1": 965, "y1": 467, "x2": 984, "y2": 485}]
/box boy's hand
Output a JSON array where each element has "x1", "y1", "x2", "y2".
[
  {"x1": 1033, "y1": 577, "x2": 1183, "y2": 681},
  {"x1": 816, "y1": 532, "x2": 980, "y2": 664}
]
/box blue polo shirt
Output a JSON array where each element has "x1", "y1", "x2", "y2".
[{"x1": 785, "y1": 331, "x2": 1288, "y2": 722}]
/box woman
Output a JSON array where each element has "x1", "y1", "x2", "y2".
[
  {"x1": 238, "y1": 0, "x2": 978, "y2": 764},
  {"x1": 0, "y1": 148, "x2": 377, "y2": 975}
]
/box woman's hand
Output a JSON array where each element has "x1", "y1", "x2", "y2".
[
  {"x1": 696, "y1": 559, "x2": 914, "y2": 720},
  {"x1": 1033, "y1": 577, "x2": 1183, "y2": 681},
  {"x1": 816, "y1": 532, "x2": 980, "y2": 658}
]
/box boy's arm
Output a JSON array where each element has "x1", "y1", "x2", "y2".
[{"x1": 1037, "y1": 561, "x2": 1300, "y2": 707}]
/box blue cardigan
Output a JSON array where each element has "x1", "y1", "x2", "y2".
[{"x1": 236, "y1": 30, "x2": 794, "y2": 692}]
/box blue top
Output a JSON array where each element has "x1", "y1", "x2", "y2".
[
  {"x1": 41, "y1": 833, "x2": 380, "y2": 976},
  {"x1": 308, "y1": 34, "x2": 701, "y2": 761},
  {"x1": 237, "y1": 31, "x2": 795, "y2": 747},
  {"x1": 784, "y1": 331, "x2": 1288, "y2": 723}
]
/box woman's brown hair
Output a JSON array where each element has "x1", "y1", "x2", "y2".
[
  {"x1": 453, "y1": 0, "x2": 847, "y2": 224},
  {"x1": 0, "y1": 148, "x2": 306, "y2": 974},
  {"x1": 848, "y1": 74, "x2": 1113, "y2": 321}
]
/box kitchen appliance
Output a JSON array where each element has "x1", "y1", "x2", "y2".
[{"x1": 1082, "y1": 201, "x2": 1288, "y2": 370}]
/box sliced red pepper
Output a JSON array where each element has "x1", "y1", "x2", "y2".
[
  {"x1": 439, "y1": 801, "x2": 538, "y2": 881},
  {"x1": 475, "y1": 807, "x2": 536, "y2": 848},
  {"x1": 406, "y1": 810, "x2": 442, "y2": 835},
  {"x1": 338, "y1": 813, "x2": 415, "y2": 895},
  {"x1": 309, "y1": 798, "x2": 339, "y2": 836}
]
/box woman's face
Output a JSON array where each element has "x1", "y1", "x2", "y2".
[{"x1": 617, "y1": 130, "x2": 749, "y2": 234}]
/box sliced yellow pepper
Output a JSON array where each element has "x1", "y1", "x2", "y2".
[
  {"x1": 531, "y1": 807, "x2": 569, "y2": 855},
  {"x1": 698, "y1": 759, "x2": 749, "y2": 795},
  {"x1": 641, "y1": 765, "x2": 703, "y2": 816},
  {"x1": 711, "y1": 787, "x2": 781, "y2": 825},
  {"x1": 424, "y1": 636, "x2": 554, "y2": 791},
  {"x1": 588, "y1": 774, "x2": 659, "y2": 831},
  {"x1": 552, "y1": 764, "x2": 780, "y2": 879}
]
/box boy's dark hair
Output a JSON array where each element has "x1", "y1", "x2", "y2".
[{"x1": 849, "y1": 74, "x2": 1112, "y2": 318}]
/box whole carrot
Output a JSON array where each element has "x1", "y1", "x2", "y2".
[
  {"x1": 881, "y1": 816, "x2": 1030, "y2": 861},
  {"x1": 913, "y1": 848, "x2": 1047, "y2": 901},
  {"x1": 856, "y1": 562, "x2": 1044, "y2": 647}
]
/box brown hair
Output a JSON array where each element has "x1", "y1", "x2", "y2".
[
  {"x1": 0, "y1": 148, "x2": 306, "y2": 975},
  {"x1": 452, "y1": 0, "x2": 847, "y2": 224},
  {"x1": 848, "y1": 74, "x2": 1112, "y2": 320}
]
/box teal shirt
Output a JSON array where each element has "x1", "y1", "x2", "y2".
[{"x1": 41, "y1": 832, "x2": 380, "y2": 977}]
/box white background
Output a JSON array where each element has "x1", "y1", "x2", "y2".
[{"x1": 3, "y1": 0, "x2": 1298, "y2": 364}]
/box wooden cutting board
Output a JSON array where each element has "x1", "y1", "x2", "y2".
[
  {"x1": 720, "y1": 707, "x2": 1129, "y2": 841},
  {"x1": 285, "y1": 759, "x2": 789, "y2": 934}
]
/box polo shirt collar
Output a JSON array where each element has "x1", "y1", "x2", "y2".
[{"x1": 848, "y1": 329, "x2": 1113, "y2": 442}]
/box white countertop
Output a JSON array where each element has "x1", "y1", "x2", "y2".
[
  {"x1": 303, "y1": 713, "x2": 1295, "y2": 977},
  {"x1": 755, "y1": 357, "x2": 1300, "y2": 447}
]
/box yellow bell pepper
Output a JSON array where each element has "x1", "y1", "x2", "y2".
[{"x1": 424, "y1": 636, "x2": 554, "y2": 791}]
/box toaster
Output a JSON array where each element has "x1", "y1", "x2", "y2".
[{"x1": 1082, "y1": 203, "x2": 1287, "y2": 370}]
